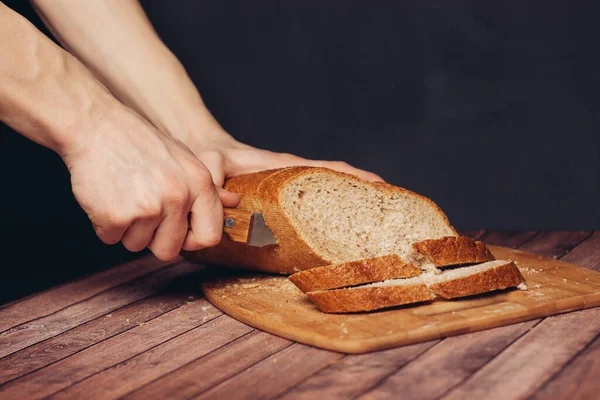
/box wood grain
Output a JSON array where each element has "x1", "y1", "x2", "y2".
[
  {"x1": 276, "y1": 230, "x2": 526, "y2": 399},
  {"x1": 442, "y1": 231, "x2": 600, "y2": 400},
  {"x1": 358, "y1": 321, "x2": 539, "y2": 400},
  {"x1": 441, "y1": 307, "x2": 600, "y2": 400},
  {"x1": 50, "y1": 317, "x2": 253, "y2": 400},
  {"x1": 518, "y1": 231, "x2": 592, "y2": 259},
  {"x1": 0, "y1": 261, "x2": 201, "y2": 358},
  {"x1": 194, "y1": 344, "x2": 343, "y2": 400},
  {"x1": 561, "y1": 231, "x2": 600, "y2": 271},
  {"x1": 481, "y1": 231, "x2": 538, "y2": 248},
  {"x1": 201, "y1": 246, "x2": 600, "y2": 353},
  {"x1": 125, "y1": 331, "x2": 291, "y2": 400},
  {"x1": 0, "y1": 299, "x2": 221, "y2": 399},
  {"x1": 0, "y1": 255, "x2": 174, "y2": 333},
  {"x1": 518, "y1": 231, "x2": 592, "y2": 258},
  {"x1": 531, "y1": 335, "x2": 600, "y2": 400},
  {"x1": 278, "y1": 341, "x2": 439, "y2": 400},
  {"x1": 0, "y1": 290, "x2": 193, "y2": 385},
  {"x1": 223, "y1": 208, "x2": 254, "y2": 244}
]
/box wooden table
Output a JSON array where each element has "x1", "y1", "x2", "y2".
[{"x1": 1, "y1": 231, "x2": 598, "y2": 400}]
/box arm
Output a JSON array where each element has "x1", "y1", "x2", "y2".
[
  {"x1": 31, "y1": 0, "x2": 382, "y2": 184},
  {"x1": 0, "y1": 2, "x2": 238, "y2": 260}
]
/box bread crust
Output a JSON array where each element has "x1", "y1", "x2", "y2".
[
  {"x1": 304, "y1": 260, "x2": 525, "y2": 313},
  {"x1": 289, "y1": 254, "x2": 422, "y2": 293},
  {"x1": 429, "y1": 261, "x2": 524, "y2": 299},
  {"x1": 307, "y1": 283, "x2": 434, "y2": 313},
  {"x1": 183, "y1": 167, "x2": 457, "y2": 274},
  {"x1": 413, "y1": 236, "x2": 495, "y2": 267}
]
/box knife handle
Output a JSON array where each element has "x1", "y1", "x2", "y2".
[{"x1": 223, "y1": 208, "x2": 254, "y2": 244}]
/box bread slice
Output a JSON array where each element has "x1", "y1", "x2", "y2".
[
  {"x1": 412, "y1": 236, "x2": 495, "y2": 267},
  {"x1": 184, "y1": 167, "x2": 457, "y2": 274},
  {"x1": 289, "y1": 254, "x2": 422, "y2": 292},
  {"x1": 428, "y1": 260, "x2": 524, "y2": 299},
  {"x1": 306, "y1": 260, "x2": 524, "y2": 313},
  {"x1": 307, "y1": 276, "x2": 434, "y2": 313}
]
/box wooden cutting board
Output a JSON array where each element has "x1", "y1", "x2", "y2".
[{"x1": 201, "y1": 246, "x2": 600, "y2": 354}]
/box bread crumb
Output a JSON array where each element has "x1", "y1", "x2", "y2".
[
  {"x1": 293, "y1": 267, "x2": 301, "y2": 272},
  {"x1": 517, "y1": 283, "x2": 528, "y2": 291},
  {"x1": 237, "y1": 292, "x2": 242, "y2": 296},
  {"x1": 105, "y1": 314, "x2": 112, "y2": 318},
  {"x1": 188, "y1": 296, "x2": 195, "y2": 300},
  {"x1": 342, "y1": 327, "x2": 348, "y2": 334},
  {"x1": 201, "y1": 306, "x2": 211, "y2": 311},
  {"x1": 241, "y1": 283, "x2": 260, "y2": 289},
  {"x1": 534, "y1": 284, "x2": 541, "y2": 289},
  {"x1": 563, "y1": 278, "x2": 567, "y2": 283},
  {"x1": 388, "y1": 330, "x2": 393, "y2": 334}
]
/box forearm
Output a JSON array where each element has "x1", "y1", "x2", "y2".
[
  {"x1": 0, "y1": 2, "x2": 121, "y2": 157},
  {"x1": 31, "y1": 0, "x2": 230, "y2": 146}
]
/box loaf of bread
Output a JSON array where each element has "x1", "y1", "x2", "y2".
[
  {"x1": 184, "y1": 167, "x2": 457, "y2": 274},
  {"x1": 183, "y1": 167, "x2": 525, "y2": 314},
  {"x1": 307, "y1": 260, "x2": 525, "y2": 313}
]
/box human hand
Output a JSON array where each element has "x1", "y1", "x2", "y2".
[
  {"x1": 61, "y1": 108, "x2": 239, "y2": 261},
  {"x1": 183, "y1": 130, "x2": 384, "y2": 187}
]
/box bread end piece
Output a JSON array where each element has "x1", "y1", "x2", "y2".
[
  {"x1": 429, "y1": 260, "x2": 524, "y2": 299},
  {"x1": 289, "y1": 254, "x2": 422, "y2": 293},
  {"x1": 412, "y1": 236, "x2": 495, "y2": 267}
]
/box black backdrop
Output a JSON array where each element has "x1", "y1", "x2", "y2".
[{"x1": 1, "y1": 1, "x2": 598, "y2": 303}]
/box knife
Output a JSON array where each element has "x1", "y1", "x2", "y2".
[{"x1": 222, "y1": 209, "x2": 278, "y2": 247}]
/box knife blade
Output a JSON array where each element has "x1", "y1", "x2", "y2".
[{"x1": 222, "y1": 208, "x2": 278, "y2": 247}]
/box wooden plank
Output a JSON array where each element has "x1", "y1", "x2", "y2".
[
  {"x1": 358, "y1": 321, "x2": 538, "y2": 400},
  {"x1": 481, "y1": 230, "x2": 539, "y2": 248},
  {"x1": 457, "y1": 230, "x2": 486, "y2": 240},
  {"x1": 49, "y1": 317, "x2": 254, "y2": 400},
  {"x1": 193, "y1": 344, "x2": 343, "y2": 400},
  {"x1": 278, "y1": 341, "x2": 439, "y2": 400},
  {"x1": 441, "y1": 306, "x2": 600, "y2": 400},
  {"x1": 519, "y1": 231, "x2": 593, "y2": 259},
  {"x1": 0, "y1": 261, "x2": 201, "y2": 359},
  {"x1": 0, "y1": 255, "x2": 175, "y2": 332},
  {"x1": 561, "y1": 231, "x2": 600, "y2": 271},
  {"x1": 125, "y1": 331, "x2": 292, "y2": 400},
  {"x1": 531, "y1": 335, "x2": 600, "y2": 400},
  {"x1": 0, "y1": 289, "x2": 197, "y2": 385},
  {"x1": 0, "y1": 299, "x2": 221, "y2": 399}
]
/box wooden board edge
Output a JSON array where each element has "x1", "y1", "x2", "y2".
[{"x1": 203, "y1": 287, "x2": 600, "y2": 354}]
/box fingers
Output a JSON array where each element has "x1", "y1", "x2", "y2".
[
  {"x1": 92, "y1": 216, "x2": 131, "y2": 246},
  {"x1": 121, "y1": 217, "x2": 161, "y2": 252},
  {"x1": 182, "y1": 184, "x2": 225, "y2": 252},
  {"x1": 297, "y1": 158, "x2": 384, "y2": 182},
  {"x1": 216, "y1": 186, "x2": 240, "y2": 208},
  {"x1": 147, "y1": 212, "x2": 188, "y2": 261}
]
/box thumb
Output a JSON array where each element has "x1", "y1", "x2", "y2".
[{"x1": 215, "y1": 186, "x2": 240, "y2": 208}]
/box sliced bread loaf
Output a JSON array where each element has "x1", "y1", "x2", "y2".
[
  {"x1": 184, "y1": 167, "x2": 457, "y2": 274},
  {"x1": 412, "y1": 236, "x2": 495, "y2": 267},
  {"x1": 306, "y1": 260, "x2": 525, "y2": 313},
  {"x1": 288, "y1": 254, "x2": 422, "y2": 292}
]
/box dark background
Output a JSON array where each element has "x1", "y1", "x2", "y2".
[{"x1": 1, "y1": 1, "x2": 598, "y2": 303}]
